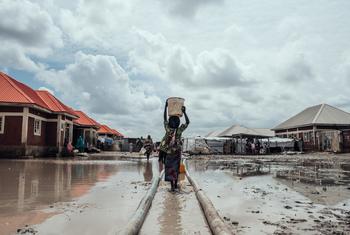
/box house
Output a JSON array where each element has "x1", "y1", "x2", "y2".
[
  {"x1": 0, "y1": 72, "x2": 78, "y2": 157},
  {"x1": 273, "y1": 104, "x2": 350, "y2": 152},
  {"x1": 73, "y1": 110, "x2": 99, "y2": 147},
  {"x1": 97, "y1": 124, "x2": 123, "y2": 139},
  {"x1": 96, "y1": 124, "x2": 124, "y2": 150}
]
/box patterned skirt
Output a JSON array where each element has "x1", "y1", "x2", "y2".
[{"x1": 164, "y1": 152, "x2": 181, "y2": 182}]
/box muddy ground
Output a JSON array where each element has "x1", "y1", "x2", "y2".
[
  {"x1": 0, "y1": 152, "x2": 349, "y2": 234},
  {"x1": 187, "y1": 153, "x2": 350, "y2": 234}
]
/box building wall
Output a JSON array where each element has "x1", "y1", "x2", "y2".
[
  {"x1": 0, "y1": 116, "x2": 22, "y2": 145},
  {"x1": 0, "y1": 106, "x2": 23, "y2": 112},
  {"x1": 27, "y1": 117, "x2": 47, "y2": 146},
  {"x1": 342, "y1": 130, "x2": 350, "y2": 153},
  {"x1": 275, "y1": 125, "x2": 350, "y2": 152},
  {"x1": 46, "y1": 122, "x2": 57, "y2": 146},
  {"x1": 0, "y1": 105, "x2": 77, "y2": 157}
]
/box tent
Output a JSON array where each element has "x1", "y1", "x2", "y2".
[{"x1": 218, "y1": 125, "x2": 274, "y2": 138}]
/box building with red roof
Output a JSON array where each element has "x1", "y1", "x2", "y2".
[
  {"x1": 0, "y1": 71, "x2": 78, "y2": 157},
  {"x1": 73, "y1": 110, "x2": 99, "y2": 147},
  {"x1": 96, "y1": 124, "x2": 124, "y2": 151},
  {"x1": 97, "y1": 124, "x2": 123, "y2": 139}
]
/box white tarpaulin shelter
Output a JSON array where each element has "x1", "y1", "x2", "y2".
[{"x1": 209, "y1": 124, "x2": 275, "y2": 138}]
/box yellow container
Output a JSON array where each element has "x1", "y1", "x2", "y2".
[
  {"x1": 179, "y1": 162, "x2": 186, "y2": 173},
  {"x1": 167, "y1": 97, "x2": 185, "y2": 117}
]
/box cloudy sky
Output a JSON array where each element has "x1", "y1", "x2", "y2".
[{"x1": 1, "y1": 0, "x2": 350, "y2": 139}]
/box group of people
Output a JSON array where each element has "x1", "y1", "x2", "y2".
[
  {"x1": 133, "y1": 135, "x2": 155, "y2": 161},
  {"x1": 158, "y1": 100, "x2": 190, "y2": 192},
  {"x1": 245, "y1": 138, "x2": 264, "y2": 154}
]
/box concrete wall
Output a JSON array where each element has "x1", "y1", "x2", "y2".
[
  {"x1": 0, "y1": 116, "x2": 22, "y2": 145},
  {"x1": 27, "y1": 117, "x2": 47, "y2": 146}
]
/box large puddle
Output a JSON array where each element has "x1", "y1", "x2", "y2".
[
  {"x1": 188, "y1": 159, "x2": 350, "y2": 234},
  {"x1": 0, "y1": 158, "x2": 158, "y2": 235}
]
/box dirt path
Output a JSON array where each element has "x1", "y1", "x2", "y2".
[
  {"x1": 188, "y1": 160, "x2": 350, "y2": 235},
  {"x1": 140, "y1": 173, "x2": 211, "y2": 235}
]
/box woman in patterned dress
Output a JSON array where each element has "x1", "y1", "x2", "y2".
[{"x1": 160, "y1": 100, "x2": 190, "y2": 192}]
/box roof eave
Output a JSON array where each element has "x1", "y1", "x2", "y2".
[{"x1": 273, "y1": 123, "x2": 350, "y2": 131}]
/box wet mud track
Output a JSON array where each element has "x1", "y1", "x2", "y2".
[
  {"x1": 140, "y1": 173, "x2": 211, "y2": 235},
  {"x1": 0, "y1": 158, "x2": 157, "y2": 235},
  {"x1": 188, "y1": 156, "x2": 350, "y2": 235}
]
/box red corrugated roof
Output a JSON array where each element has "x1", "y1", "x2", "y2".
[
  {"x1": 97, "y1": 124, "x2": 113, "y2": 134},
  {"x1": 0, "y1": 72, "x2": 50, "y2": 110},
  {"x1": 73, "y1": 110, "x2": 99, "y2": 128},
  {"x1": 97, "y1": 124, "x2": 124, "y2": 137},
  {"x1": 97, "y1": 124, "x2": 123, "y2": 136},
  {"x1": 35, "y1": 90, "x2": 77, "y2": 117},
  {"x1": 111, "y1": 129, "x2": 124, "y2": 137},
  {"x1": 0, "y1": 71, "x2": 77, "y2": 117}
]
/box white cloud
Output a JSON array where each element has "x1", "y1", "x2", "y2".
[
  {"x1": 36, "y1": 51, "x2": 162, "y2": 137},
  {"x1": 161, "y1": 0, "x2": 224, "y2": 18},
  {"x1": 1, "y1": 0, "x2": 350, "y2": 138},
  {"x1": 129, "y1": 29, "x2": 250, "y2": 88},
  {"x1": 0, "y1": 0, "x2": 63, "y2": 72}
]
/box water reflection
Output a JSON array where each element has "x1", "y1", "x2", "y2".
[
  {"x1": 143, "y1": 161, "x2": 153, "y2": 182},
  {"x1": 159, "y1": 191, "x2": 182, "y2": 235},
  {"x1": 0, "y1": 160, "x2": 119, "y2": 215}
]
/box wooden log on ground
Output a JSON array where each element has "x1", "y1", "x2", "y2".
[
  {"x1": 116, "y1": 169, "x2": 164, "y2": 235},
  {"x1": 184, "y1": 159, "x2": 234, "y2": 235}
]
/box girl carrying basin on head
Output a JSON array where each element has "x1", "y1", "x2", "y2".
[{"x1": 159, "y1": 99, "x2": 190, "y2": 192}]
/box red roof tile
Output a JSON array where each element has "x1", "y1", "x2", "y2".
[
  {"x1": 97, "y1": 124, "x2": 123, "y2": 137},
  {"x1": 73, "y1": 110, "x2": 99, "y2": 128},
  {"x1": 35, "y1": 90, "x2": 77, "y2": 117},
  {"x1": 0, "y1": 72, "x2": 50, "y2": 110},
  {"x1": 97, "y1": 125, "x2": 113, "y2": 134},
  {"x1": 111, "y1": 129, "x2": 124, "y2": 137},
  {"x1": 0, "y1": 71, "x2": 78, "y2": 118}
]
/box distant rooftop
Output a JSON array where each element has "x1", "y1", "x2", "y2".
[
  {"x1": 206, "y1": 125, "x2": 274, "y2": 138},
  {"x1": 273, "y1": 104, "x2": 350, "y2": 130}
]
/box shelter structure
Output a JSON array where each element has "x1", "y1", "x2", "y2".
[
  {"x1": 0, "y1": 72, "x2": 78, "y2": 157},
  {"x1": 204, "y1": 125, "x2": 274, "y2": 154},
  {"x1": 273, "y1": 104, "x2": 350, "y2": 152},
  {"x1": 218, "y1": 125, "x2": 274, "y2": 138},
  {"x1": 73, "y1": 110, "x2": 99, "y2": 147},
  {"x1": 97, "y1": 124, "x2": 123, "y2": 139},
  {"x1": 96, "y1": 124, "x2": 124, "y2": 151}
]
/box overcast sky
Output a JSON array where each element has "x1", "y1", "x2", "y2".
[{"x1": 1, "y1": 0, "x2": 350, "y2": 139}]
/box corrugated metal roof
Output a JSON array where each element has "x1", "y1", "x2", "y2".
[
  {"x1": 97, "y1": 125, "x2": 114, "y2": 134},
  {"x1": 205, "y1": 130, "x2": 224, "y2": 138},
  {"x1": 0, "y1": 72, "x2": 50, "y2": 109},
  {"x1": 73, "y1": 110, "x2": 99, "y2": 128},
  {"x1": 112, "y1": 129, "x2": 124, "y2": 137},
  {"x1": 97, "y1": 124, "x2": 123, "y2": 137},
  {"x1": 35, "y1": 90, "x2": 77, "y2": 117},
  {"x1": 217, "y1": 125, "x2": 274, "y2": 138},
  {"x1": 273, "y1": 104, "x2": 350, "y2": 130},
  {"x1": 0, "y1": 71, "x2": 77, "y2": 117}
]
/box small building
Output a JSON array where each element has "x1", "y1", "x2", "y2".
[
  {"x1": 96, "y1": 124, "x2": 124, "y2": 151},
  {"x1": 97, "y1": 124, "x2": 123, "y2": 139},
  {"x1": 0, "y1": 72, "x2": 78, "y2": 157},
  {"x1": 273, "y1": 104, "x2": 350, "y2": 152},
  {"x1": 73, "y1": 110, "x2": 99, "y2": 148}
]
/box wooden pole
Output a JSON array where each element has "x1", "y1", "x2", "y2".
[
  {"x1": 184, "y1": 160, "x2": 234, "y2": 235},
  {"x1": 117, "y1": 168, "x2": 164, "y2": 235}
]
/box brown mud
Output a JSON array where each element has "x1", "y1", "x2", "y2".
[
  {"x1": 188, "y1": 153, "x2": 350, "y2": 234},
  {"x1": 140, "y1": 173, "x2": 211, "y2": 235},
  {"x1": 0, "y1": 158, "x2": 157, "y2": 235}
]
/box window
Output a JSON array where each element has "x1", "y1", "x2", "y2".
[
  {"x1": 0, "y1": 116, "x2": 4, "y2": 134},
  {"x1": 34, "y1": 119, "x2": 41, "y2": 136}
]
